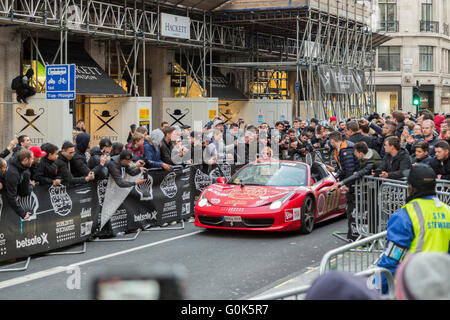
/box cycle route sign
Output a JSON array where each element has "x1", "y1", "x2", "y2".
[{"x1": 46, "y1": 64, "x2": 76, "y2": 100}]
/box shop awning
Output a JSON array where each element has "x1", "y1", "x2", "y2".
[{"x1": 24, "y1": 39, "x2": 128, "y2": 96}]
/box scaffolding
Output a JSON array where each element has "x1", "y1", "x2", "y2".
[{"x1": 0, "y1": 0, "x2": 389, "y2": 119}]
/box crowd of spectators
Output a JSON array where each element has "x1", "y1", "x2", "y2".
[{"x1": 0, "y1": 109, "x2": 448, "y2": 224}]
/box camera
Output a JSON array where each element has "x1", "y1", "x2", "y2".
[
  {"x1": 93, "y1": 264, "x2": 187, "y2": 300},
  {"x1": 373, "y1": 169, "x2": 382, "y2": 177}
]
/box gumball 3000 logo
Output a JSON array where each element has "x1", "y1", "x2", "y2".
[
  {"x1": 160, "y1": 172, "x2": 178, "y2": 198},
  {"x1": 49, "y1": 185, "x2": 72, "y2": 217}
]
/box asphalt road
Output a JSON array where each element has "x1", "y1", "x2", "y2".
[{"x1": 0, "y1": 217, "x2": 347, "y2": 300}]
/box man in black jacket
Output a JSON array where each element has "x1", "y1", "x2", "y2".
[
  {"x1": 0, "y1": 138, "x2": 18, "y2": 159},
  {"x1": 160, "y1": 126, "x2": 176, "y2": 165},
  {"x1": 3, "y1": 149, "x2": 34, "y2": 219},
  {"x1": 430, "y1": 141, "x2": 450, "y2": 180},
  {"x1": 56, "y1": 141, "x2": 95, "y2": 187},
  {"x1": 35, "y1": 143, "x2": 61, "y2": 186},
  {"x1": 87, "y1": 138, "x2": 111, "y2": 180},
  {"x1": 346, "y1": 121, "x2": 375, "y2": 149},
  {"x1": 376, "y1": 136, "x2": 411, "y2": 180},
  {"x1": 392, "y1": 111, "x2": 406, "y2": 139},
  {"x1": 107, "y1": 150, "x2": 147, "y2": 188},
  {"x1": 71, "y1": 133, "x2": 107, "y2": 180}
]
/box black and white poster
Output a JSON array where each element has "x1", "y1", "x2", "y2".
[
  {"x1": 0, "y1": 183, "x2": 99, "y2": 263},
  {"x1": 101, "y1": 167, "x2": 193, "y2": 234},
  {"x1": 0, "y1": 164, "x2": 248, "y2": 262},
  {"x1": 318, "y1": 65, "x2": 366, "y2": 94}
]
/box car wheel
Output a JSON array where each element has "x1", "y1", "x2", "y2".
[{"x1": 299, "y1": 196, "x2": 315, "y2": 234}]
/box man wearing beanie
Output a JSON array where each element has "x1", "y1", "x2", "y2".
[
  {"x1": 107, "y1": 150, "x2": 147, "y2": 188},
  {"x1": 395, "y1": 252, "x2": 450, "y2": 300},
  {"x1": 377, "y1": 164, "x2": 450, "y2": 293}
]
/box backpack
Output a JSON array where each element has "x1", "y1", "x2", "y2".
[{"x1": 11, "y1": 75, "x2": 23, "y2": 91}]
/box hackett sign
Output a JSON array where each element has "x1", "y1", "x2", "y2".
[{"x1": 161, "y1": 13, "x2": 190, "y2": 40}]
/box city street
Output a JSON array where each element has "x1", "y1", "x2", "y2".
[{"x1": 0, "y1": 218, "x2": 346, "y2": 300}]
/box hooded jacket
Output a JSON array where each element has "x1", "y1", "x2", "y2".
[
  {"x1": 3, "y1": 157, "x2": 32, "y2": 218},
  {"x1": 56, "y1": 152, "x2": 87, "y2": 187},
  {"x1": 380, "y1": 148, "x2": 412, "y2": 180}
]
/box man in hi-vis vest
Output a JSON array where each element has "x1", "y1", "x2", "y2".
[{"x1": 377, "y1": 164, "x2": 450, "y2": 294}]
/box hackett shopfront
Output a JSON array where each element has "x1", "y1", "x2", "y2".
[{"x1": 14, "y1": 39, "x2": 151, "y2": 147}]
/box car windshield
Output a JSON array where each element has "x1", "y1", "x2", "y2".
[{"x1": 229, "y1": 162, "x2": 308, "y2": 187}]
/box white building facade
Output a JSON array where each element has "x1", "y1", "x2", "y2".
[{"x1": 375, "y1": 0, "x2": 450, "y2": 115}]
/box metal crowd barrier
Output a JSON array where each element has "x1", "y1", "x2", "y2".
[
  {"x1": 252, "y1": 232, "x2": 394, "y2": 300},
  {"x1": 319, "y1": 231, "x2": 387, "y2": 275},
  {"x1": 252, "y1": 267, "x2": 394, "y2": 300},
  {"x1": 354, "y1": 176, "x2": 450, "y2": 238}
]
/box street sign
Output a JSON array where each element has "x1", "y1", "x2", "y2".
[
  {"x1": 295, "y1": 82, "x2": 300, "y2": 91},
  {"x1": 46, "y1": 64, "x2": 76, "y2": 100}
]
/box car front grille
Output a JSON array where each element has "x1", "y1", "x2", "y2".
[{"x1": 198, "y1": 216, "x2": 274, "y2": 228}]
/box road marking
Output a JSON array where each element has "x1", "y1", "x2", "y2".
[
  {"x1": 304, "y1": 266, "x2": 319, "y2": 274},
  {"x1": 273, "y1": 265, "x2": 320, "y2": 289},
  {"x1": 0, "y1": 230, "x2": 203, "y2": 290}
]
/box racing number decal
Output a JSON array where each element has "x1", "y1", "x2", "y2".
[{"x1": 324, "y1": 188, "x2": 341, "y2": 214}]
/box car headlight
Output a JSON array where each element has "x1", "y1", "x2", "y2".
[
  {"x1": 269, "y1": 191, "x2": 296, "y2": 210},
  {"x1": 197, "y1": 192, "x2": 209, "y2": 207},
  {"x1": 270, "y1": 201, "x2": 282, "y2": 210}
]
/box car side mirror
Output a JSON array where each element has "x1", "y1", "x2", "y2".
[
  {"x1": 319, "y1": 180, "x2": 334, "y2": 189},
  {"x1": 216, "y1": 177, "x2": 226, "y2": 184}
]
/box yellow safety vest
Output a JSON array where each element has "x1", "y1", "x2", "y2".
[{"x1": 402, "y1": 197, "x2": 450, "y2": 256}]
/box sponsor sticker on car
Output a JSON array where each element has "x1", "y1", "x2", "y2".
[{"x1": 285, "y1": 208, "x2": 301, "y2": 222}]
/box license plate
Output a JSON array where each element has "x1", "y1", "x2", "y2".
[{"x1": 223, "y1": 216, "x2": 242, "y2": 222}]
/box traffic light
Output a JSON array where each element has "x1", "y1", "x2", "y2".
[{"x1": 413, "y1": 92, "x2": 421, "y2": 107}]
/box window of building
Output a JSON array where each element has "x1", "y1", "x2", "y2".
[
  {"x1": 378, "y1": 0, "x2": 397, "y2": 32},
  {"x1": 419, "y1": 46, "x2": 433, "y2": 71},
  {"x1": 378, "y1": 46, "x2": 401, "y2": 71},
  {"x1": 421, "y1": 0, "x2": 433, "y2": 21},
  {"x1": 448, "y1": 49, "x2": 450, "y2": 74}
]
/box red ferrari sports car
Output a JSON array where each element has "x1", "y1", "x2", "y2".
[{"x1": 194, "y1": 160, "x2": 347, "y2": 233}]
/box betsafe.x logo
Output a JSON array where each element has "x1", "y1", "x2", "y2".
[{"x1": 16, "y1": 232, "x2": 49, "y2": 248}]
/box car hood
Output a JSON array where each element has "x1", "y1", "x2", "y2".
[{"x1": 203, "y1": 184, "x2": 306, "y2": 208}]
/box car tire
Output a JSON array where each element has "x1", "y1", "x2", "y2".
[{"x1": 299, "y1": 196, "x2": 315, "y2": 234}]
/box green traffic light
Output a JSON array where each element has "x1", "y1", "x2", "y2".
[{"x1": 413, "y1": 93, "x2": 421, "y2": 107}]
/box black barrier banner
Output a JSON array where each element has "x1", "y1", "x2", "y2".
[
  {"x1": 191, "y1": 163, "x2": 245, "y2": 205},
  {"x1": 318, "y1": 65, "x2": 366, "y2": 94},
  {"x1": 0, "y1": 183, "x2": 100, "y2": 263},
  {"x1": 102, "y1": 167, "x2": 193, "y2": 234}
]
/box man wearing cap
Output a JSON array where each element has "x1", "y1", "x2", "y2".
[
  {"x1": 329, "y1": 116, "x2": 338, "y2": 131},
  {"x1": 377, "y1": 164, "x2": 450, "y2": 293},
  {"x1": 107, "y1": 150, "x2": 147, "y2": 188},
  {"x1": 28, "y1": 146, "x2": 47, "y2": 183}
]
